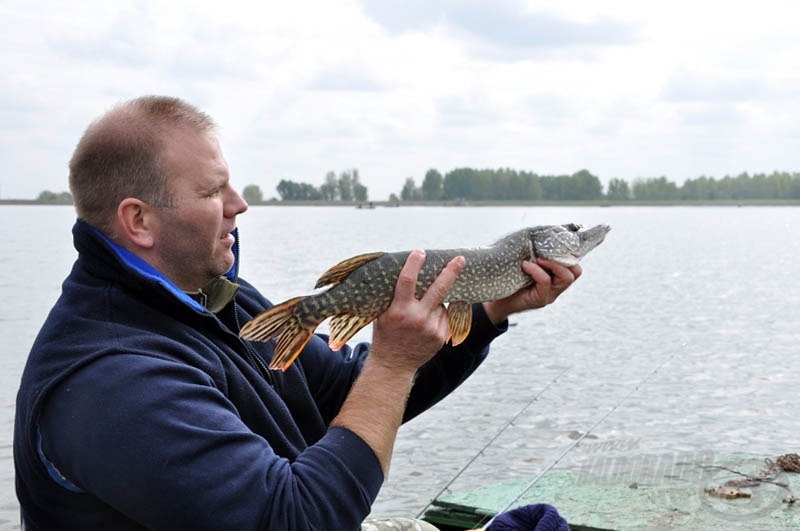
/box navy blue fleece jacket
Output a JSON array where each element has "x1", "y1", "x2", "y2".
[{"x1": 14, "y1": 220, "x2": 505, "y2": 531}]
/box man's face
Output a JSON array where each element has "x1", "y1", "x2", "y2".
[{"x1": 150, "y1": 128, "x2": 248, "y2": 291}]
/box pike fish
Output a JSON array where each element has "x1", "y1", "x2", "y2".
[{"x1": 240, "y1": 223, "x2": 610, "y2": 371}]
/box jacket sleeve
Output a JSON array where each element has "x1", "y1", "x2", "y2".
[
  {"x1": 298, "y1": 304, "x2": 506, "y2": 426},
  {"x1": 37, "y1": 353, "x2": 383, "y2": 531},
  {"x1": 234, "y1": 279, "x2": 505, "y2": 427}
]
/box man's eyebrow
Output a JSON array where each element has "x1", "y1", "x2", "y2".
[{"x1": 201, "y1": 175, "x2": 229, "y2": 192}]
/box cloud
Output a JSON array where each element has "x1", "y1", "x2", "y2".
[
  {"x1": 434, "y1": 90, "x2": 499, "y2": 128},
  {"x1": 449, "y1": 4, "x2": 636, "y2": 49},
  {"x1": 1, "y1": 0, "x2": 798, "y2": 201},
  {"x1": 676, "y1": 103, "x2": 748, "y2": 127},
  {"x1": 48, "y1": 5, "x2": 157, "y2": 69},
  {"x1": 360, "y1": 0, "x2": 637, "y2": 52},
  {"x1": 0, "y1": 86, "x2": 41, "y2": 125},
  {"x1": 306, "y1": 63, "x2": 389, "y2": 92},
  {"x1": 358, "y1": 0, "x2": 447, "y2": 34},
  {"x1": 662, "y1": 71, "x2": 771, "y2": 103}
]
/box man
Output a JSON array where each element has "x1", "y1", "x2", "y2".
[{"x1": 14, "y1": 96, "x2": 581, "y2": 530}]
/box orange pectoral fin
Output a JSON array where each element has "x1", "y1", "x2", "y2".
[
  {"x1": 315, "y1": 252, "x2": 386, "y2": 288},
  {"x1": 328, "y1": 313, "x2": 377, "y2": 351},
  {"x1": 447, "y1": 301, "x2": 473, "y2": 346}
]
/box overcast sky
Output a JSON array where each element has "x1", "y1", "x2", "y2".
[{"x1": 2, "y1": 0, "x2": 799, "y2": 200}]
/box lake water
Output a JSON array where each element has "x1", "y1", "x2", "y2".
[{"x1": 1, "y1": 204, "x2": 798, "y2": 529}]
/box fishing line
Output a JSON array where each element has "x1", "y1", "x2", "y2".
[
  {"x1": 478, "y1": 346, "x2": 683, "y2": 528},
  {"x1": 416, "y1": 366, "x2": 571, "y2": 518}
]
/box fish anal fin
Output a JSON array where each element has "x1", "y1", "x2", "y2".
[
  {"x1": 315, "y1": 252, "x2": 386, "y2": 289},
  {"x1": 328, "y1": 313, "x2": 376, "y2": 351},
  {"x1": 447, "y1": 301, "x2": 472, "y2": 346},
  {"x1": 239, "y1": 296, "x2": 306, "y2": 341}
]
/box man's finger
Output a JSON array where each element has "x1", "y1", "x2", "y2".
[
  {"x1": 394, "y1": 249, "x2": 426, "y2": 301},
  {"x1": 422, "y1": 256, "x2": 466, "y2": 306},
  {"x1": 522, "y1": 260, "x2": 552, "y2": 286},
  {"x1": 536, "y1": 258, "x2": 580, "y2": 282},
  {"x1": 535, "y1": 259, "x2": 582, "y2": 294}
]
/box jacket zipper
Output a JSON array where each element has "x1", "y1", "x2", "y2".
[
  {"x1": 232, "y1": 304, "x2": 275, "y2": 386},
  {"x1": 227, "y1": 228, "x2": 275, "y2": 385}
]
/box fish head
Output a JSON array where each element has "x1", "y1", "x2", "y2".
[{"x1": 530, "y1": 223, "x2": 611, "y2": 266}]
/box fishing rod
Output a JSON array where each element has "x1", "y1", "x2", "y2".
[
  {"x1": 478, "y1": 346, "x2": 683, "y2": 528},
  {"x1": 416, "y1": 366, "x2": 571, "y2": 519}
]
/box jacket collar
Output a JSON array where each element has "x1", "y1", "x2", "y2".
[{"x1": 74, "y1": 219, "x2": 241, "y2": 313}]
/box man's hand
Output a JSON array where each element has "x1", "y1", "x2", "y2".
[
  {"x1": 483, "y1": 258, "x2": 582, "y2": 325},
  {"x1": 331, "y1": 250, "x2": 465, "y2": 474},
  {"x1": 370, "y1": 249, "x2": 466, "y2": 373}
]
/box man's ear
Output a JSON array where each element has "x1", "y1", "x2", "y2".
[{"x1": 117, "y1": 198, "x2": 156, "y2": 249}]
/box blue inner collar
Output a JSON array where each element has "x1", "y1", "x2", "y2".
[{"x1": 87, "y1": 225, "x2": 240, "y2": 313}]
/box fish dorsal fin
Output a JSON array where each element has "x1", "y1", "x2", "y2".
[
  {"x1": 328, "y1": 313, "x2": 377, "y2": 351},
  {"x1": 447, "y1": 300, "x2": 472, "y2": 346},
  {"x1": 315, "y1": 251, "x2": 386, "y2": 289}
]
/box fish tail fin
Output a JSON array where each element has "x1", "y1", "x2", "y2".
[
  {"x1": 270, "y1": 324, "x2": 314, "y2": 371},
  {"x1": 239, "y1": 296, "x2": 316, "y2": 371},
  {"x1": 240, "y1": 296, "x2": 306, "y2": 341}
]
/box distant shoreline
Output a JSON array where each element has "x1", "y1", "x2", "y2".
[{"x1": 2, "y1": 199, "x2": 799, "y2": 207}]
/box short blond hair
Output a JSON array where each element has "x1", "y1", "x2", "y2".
[{"x1": 68, "y1": 96, "x2": 216, "y2": 234}]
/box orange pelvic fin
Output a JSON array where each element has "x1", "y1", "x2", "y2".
[
  {"x1": 314, "y1": 251, "x2": 386, "y2": 289},
  {"x1": 328, "y1": 313, "x2": 378, "y2": 351},
  {"x1": 446, "y1": 301, "x2": 472, "y2": 345},
  {"x1": 239, "y1": 296, "x2": 317, "y2": 371}
]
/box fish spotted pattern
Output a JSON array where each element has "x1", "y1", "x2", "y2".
[{"x1": 240, "y1": 223, "x2": 610, "y2": 371}]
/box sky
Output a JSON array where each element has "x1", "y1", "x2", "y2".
[{"x1": 2, "y1": 0, "x2": 799, "y2": 201}]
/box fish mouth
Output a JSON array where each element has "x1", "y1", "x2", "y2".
[{"x1": 580, "y1": 224, "x2": 611, "y2": 244}]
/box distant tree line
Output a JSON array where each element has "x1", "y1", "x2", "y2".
[
  {"x1": 400, "y1": 168, "x2": 603, "y2": 201},
  {"x1": 396, "y1": 169, "x2": 800, "y2": 202},
  {"x1": 637, "y1": 172, "x2": 800, "y2": 201},
  {"x1": 244, "y1": 169, "x2": 369, "y2": 203},
  {"x1": 28, "y1": 169, "x2": 800, "y2": 206},
  {"x1": 34, "y1": 190, "x2": 73, "y2": 204},
  {"x1": 399, "y1": 168, "x2": 609, "y2": 201}
]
